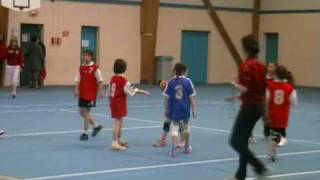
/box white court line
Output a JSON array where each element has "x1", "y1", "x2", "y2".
[
  {"x1": 246, "y1": 170, "x2": 320, "y2": 180},
  {"x1": 0, "y1": 109, "x2": 60, "y2": 114},
  {"x1": 4, "y1": 125, "x2": 161, "y2": 138},
  {"x1": 24, "y1": 149, "x2": 320, "y2": 180},
  {"x1": 0, "y1": 99, "x2": 216, "y2": 109},
  {"x1": 2, "y1": 108, "x2": 319, "y2": 146},
  {"x1": 61, "y1": 109, "x2": 320, "y2": 147}
]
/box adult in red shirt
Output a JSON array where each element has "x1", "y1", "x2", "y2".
[
  {"x1": 228, "y1": 35, "x2": 269, "y2": 180},
  {"x1": 6, "y1": 38, "x2": 24, "y2": 98}
]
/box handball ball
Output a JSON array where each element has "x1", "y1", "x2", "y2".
[{"x1": 159, "y1": 80, "x2": 167, "y2": 91}]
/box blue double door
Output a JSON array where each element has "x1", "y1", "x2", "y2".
[{"x1": 181, "y1": 31, "x2": 209, "y2": 84}]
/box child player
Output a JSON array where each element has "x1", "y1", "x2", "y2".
[
  {"x1": 153, "y1": 80, "x2": 185, "y2": 148},
  {"x1": 108, "y1": 59, "x2": 150, "y2": 151},
  {"x1": 266, "y1": 65, "x2": 297, "y2": 161},
  {"x1": 163, "y1": 63, "x2": 196, "y2": 157},
  {"x1": 74, "y1": 50, "x2": 103, "y2": 141}
]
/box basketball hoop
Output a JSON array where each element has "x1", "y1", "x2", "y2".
[{"x1": 1, "y1": 0, "x2": 40, "y2": 12}]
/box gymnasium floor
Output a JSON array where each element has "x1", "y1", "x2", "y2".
[{"x1": 0, "y1": 85, "x2": 319, "y2": 180}]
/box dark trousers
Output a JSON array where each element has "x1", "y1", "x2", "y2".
[
  {"x1": 29, "y1": 69, "x2": 40, "y2": 88},
  {"x1": 230, "y1": 104, "x2": 266, "y2": 180},
  {"x1": 263, "y1": 115, "x2": 270, "y2": 137}
]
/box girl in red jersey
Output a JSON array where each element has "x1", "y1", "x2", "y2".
[
  {"x1": 107, "y1": 59, "x2": 150, "y2": 151},
  {"x1": 262, "y1": 62, "x2": 278, "y2": 138},
  {"x1": 74, "y1": 50, "x2": 103, "y2": 141},
  {"x1": 266, "y1": 65, "x2": 297, "y2": 161},
  {"x1": 6, "y1": 38, "x2": 24, "y2": 98}
]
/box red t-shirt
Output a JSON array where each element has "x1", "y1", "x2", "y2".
[
  {"x1": 79, "y1": 64, "x2": 98, "y2": 101},
  {"x1": 6, "y1": 47, "x2": 24, "y2": 67},
  {"x1": 0, "y1": 44, "x2": 7, "y2": 60},
  {"x1": 109, "y1": 75, "x2": 128, "y2": 119},
  {"x1": 239, "y1": 59, "x2": 267, "y2": 105},
  {"x1": 267, "y1": 81, "x2": 294, "y2": 129}
]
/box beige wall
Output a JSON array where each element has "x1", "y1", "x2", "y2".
[
  {"x1": 8, "y1": 1, "x2": 141, "y2": 85},
  {"x1": 7, "y1": 0, "x2": 319, "y2": 87},
  {"x1": 262, "y1": 0, "x2": 320, "y2": 10},
  {"x1": 260, "y1": 14, "x2": 320, "y2": 87},
  {"x1": 156, "y1": 8, "x2": 251, "y2": 83},
  {"x1": 160, "y1": 0, "x2": 253, "y2": 8},
  {"x1": 260, "y1": 0, "x2": 320, "y2": 87},
  {"x1": 7, "y1": 0, "x2": 252, "y2": 85}
]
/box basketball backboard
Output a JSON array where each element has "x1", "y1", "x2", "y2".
[{"x1": 1, "y1": 0, "x2": 41, "y2": 12}]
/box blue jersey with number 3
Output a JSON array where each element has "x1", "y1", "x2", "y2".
[{"x1": 163, "y1": 76, "x2": 196, "y2": 121}]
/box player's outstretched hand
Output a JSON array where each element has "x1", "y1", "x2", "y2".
[{"x1": 142, "y1": 90, "x2": 150, "y2": 96}]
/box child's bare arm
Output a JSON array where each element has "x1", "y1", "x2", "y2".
[
  {"x1": 231, "y1": 81, "x2": 248, "y2": 93},
  {"x1": 97, "y1": 81, "x2": 103, "y2": 98},
  {"x1": 74, "y1": 83, "x2": 79, "y2": 98},
  {"x1": 136, "y1": 88, "x2": 150, "y2": 96},
  {"x1": 124, "y1": 82, "x2": 150, "y2": 96},
  {"x1": 74, "y1": 72, "x2": 80, "y2": 98},
  {"x1": 190, "y1": 96, "x2": 196, "y2": 118}
]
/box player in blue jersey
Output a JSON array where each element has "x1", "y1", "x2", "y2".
[{"x1": 163, "y1": 63, "x2": 196, "y2": 157}]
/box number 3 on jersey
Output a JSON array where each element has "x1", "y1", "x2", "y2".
[
  {"x1": 274, "y1": 90, "x2": 285, "y2": 105},
  {"x1": 175, "y1": 85, "x2": 183, "y2": 100}
]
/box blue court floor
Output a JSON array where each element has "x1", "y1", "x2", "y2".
[{"x1": 0, "y1": 85, "x2": 319, "y2": 180}]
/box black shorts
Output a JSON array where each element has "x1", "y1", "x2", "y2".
[
  {"x1": 78, "y1": 99, "x2": 96, "y2": 109},
  {"x1": 270, "y1": 128, "x2": 286, "y2": 137}
]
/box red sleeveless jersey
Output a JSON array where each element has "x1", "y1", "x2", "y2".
[
  {"x1": 79, "y1": 64, "x2": 98, "y2": 101},
  {"x1": 109, "y1": 75, "x2": 128, "y2": 119},
  {"x1": 267, "y1": 81, "x2": 294, "y2": 128}
]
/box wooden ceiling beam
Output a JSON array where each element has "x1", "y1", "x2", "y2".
[{"x1": 202, "y1": 0, "x2": 242, "y2": 68}]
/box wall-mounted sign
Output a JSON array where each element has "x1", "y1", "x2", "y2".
[
  {"x1": 62, "y1": 31, "x2": 69, "y2": 37},
  {"x1": 81, "y1": 40, "x2": 89, "y2": 47}
]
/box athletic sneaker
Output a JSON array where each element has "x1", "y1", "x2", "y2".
[
  {"x1": 80, "y1": 133, "x2": 89, "y2": 141},
  {"x1": 267, "y1": 154, "x2": 277, "y2": 162},
  {"x1": 111, "y1": 142, "x2": 127, "y2": 151},
  {"x1": 12, "y1": 94, "x2": 16, "y2": 99},
  {"x1": 119, "y1": 139, "x2": 129, "y2": 147},
  {"x1": 183, "y1": 145, "x2": 192, "y2": 154},
  {"x1": 176, "y1": 140, "x2": 186, "y2": 149},
  {"x1": 92, "y1": 125, "x2": 103, "y2": 137},
  {"x1": 170, "y1": 146, "x2": 176, "y2": 157},
  {"x1": 0, "y1": 130, "x2": 4, "y2": 136},
  {"x1": 153, "y1": 139, "x2": 167, "y2": 147},
  {"x1": 278, "y1": 137, "x2": 287, "y2": 147}
]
